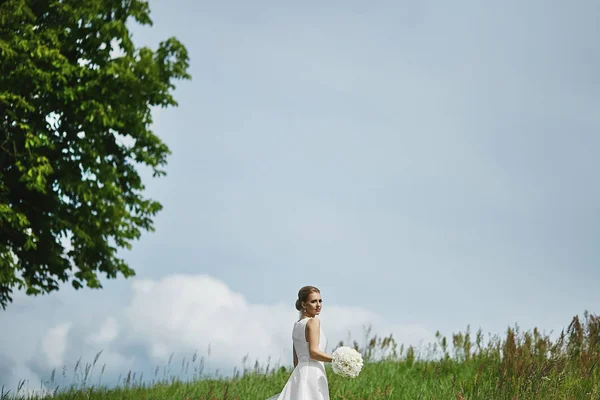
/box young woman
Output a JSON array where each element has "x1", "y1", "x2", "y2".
[{"x1": 266, "y1": 286, "x2": 333, "y2": 400}]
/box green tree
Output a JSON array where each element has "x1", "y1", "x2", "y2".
[{"x1": 0, "y1": 0, "x2": 190, "y2": 309}]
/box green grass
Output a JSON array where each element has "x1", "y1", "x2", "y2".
[{"x1": 4, "y1": 311, "x2": 600, "y2": 399}]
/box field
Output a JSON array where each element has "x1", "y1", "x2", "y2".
[{"x1": 4, "y1": 312, "x2": 599, "y2": 399}]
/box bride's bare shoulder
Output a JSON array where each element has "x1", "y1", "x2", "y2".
[{"x1": 306, "y1": 317, "x2": 320, "y2": 326}]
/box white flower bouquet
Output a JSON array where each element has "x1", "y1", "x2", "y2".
[{"x1": 331, "y1": 346, "x2": 363, "y2": 378}]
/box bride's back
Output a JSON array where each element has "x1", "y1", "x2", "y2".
[{"x1": 293, "y1": 317, "x2": 328, "y2": 363}]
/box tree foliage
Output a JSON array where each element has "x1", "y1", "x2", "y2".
[{"x1": 0, "y1": 0, "x2": 190, "y2": 309}]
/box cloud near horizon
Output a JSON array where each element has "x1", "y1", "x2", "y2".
[{"x1": 0, "y1": 274, "x2": 433, "y2": 392}]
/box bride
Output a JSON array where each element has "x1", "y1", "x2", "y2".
[{"x1": 266, "y1": 286, "x2": 333, "y2": 400}]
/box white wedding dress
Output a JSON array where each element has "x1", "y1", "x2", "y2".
[{"x1": 266, "y1": 317, "x2": 330, "y2": 400}]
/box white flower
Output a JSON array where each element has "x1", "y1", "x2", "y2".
[{"x1": 331, "y1": 346, "x2": 363, "y2": 378}]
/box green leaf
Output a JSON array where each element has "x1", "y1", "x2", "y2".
[{"x1": 0, "y1": 0, "x2": 190, "y2": 309}]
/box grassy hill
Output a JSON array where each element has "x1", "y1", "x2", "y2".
[{"x1": 5, "y1": 312, "x2": 599, "y2": 399}]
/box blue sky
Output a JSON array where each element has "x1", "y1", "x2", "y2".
[{"x1": 1, "y1": 0, "x2": 599, "y2": 393}]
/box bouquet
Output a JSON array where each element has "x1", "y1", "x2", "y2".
[{"x1": 331, "y1": 346, "x2": 363, "y2": 378}]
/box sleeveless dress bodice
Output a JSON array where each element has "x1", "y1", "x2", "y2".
[
  {"x1": 293, "y1": 317, "x2": 328, "y2": 363},
  {"x1": 266, "y1": 317, "x2": 330, "y2": 400}
]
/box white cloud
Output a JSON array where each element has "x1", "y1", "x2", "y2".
[
  {"x1": 87, "y1": 317, "x2": 119, "y2": 346},
  {"x1": 39, "y1": 323, "x2": 71, "y2": 369},
  {"x1": 0, "y1": 274, "x2": 432, "y2": 392},
  {"x1": 120, "y1": 274, "x2": 432, "y2": 367}
]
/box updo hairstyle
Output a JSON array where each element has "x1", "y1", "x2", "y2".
[{"x1": 295, "y1": 286, "x2": 320, "y2": 311}]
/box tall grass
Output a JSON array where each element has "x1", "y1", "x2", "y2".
[{"x1": 3, "y1": 311, "x2": 599, "y2": 399}]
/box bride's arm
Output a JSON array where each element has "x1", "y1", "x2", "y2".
[
  {"x1": 293, "y1": 344, "x2": 298, "y2": 367},
  {"x1": 306, "y1": 318, "x2": 333, "y2": 363}
]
